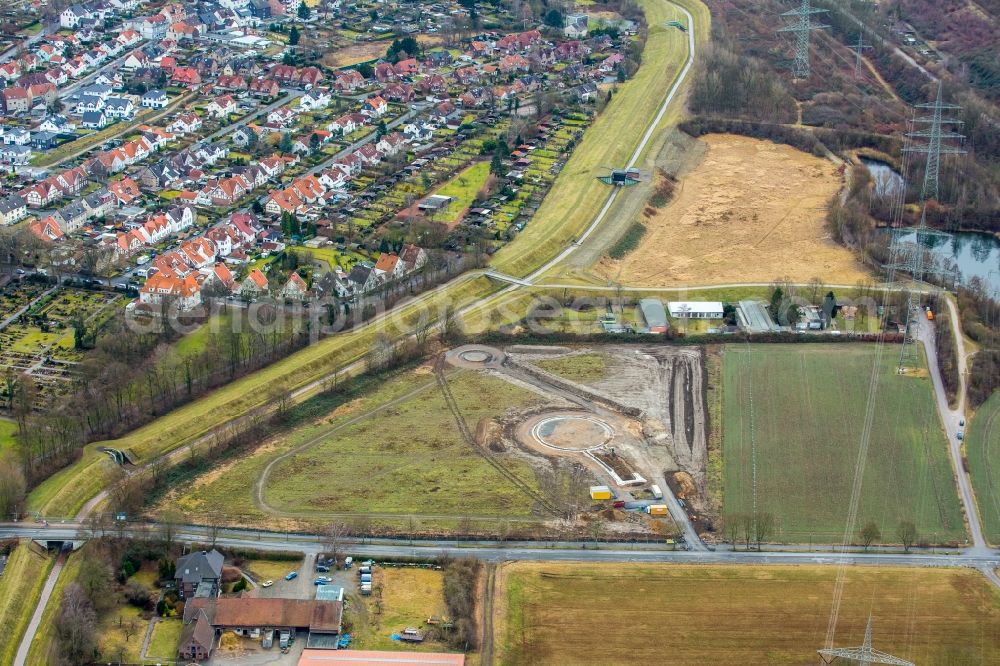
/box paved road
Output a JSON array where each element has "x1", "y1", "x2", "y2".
[
  {"x1": 3, "y1": 524, "x2": 999, "y2": 571},
  {"x1": 916, "y1": 295, "x2": 988, "y2": 553},
  {"x1": 13, "y1": 551, "x2": 64, "y2": 666}
]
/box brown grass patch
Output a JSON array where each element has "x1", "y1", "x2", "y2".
[
  {"x1": 597, "y1": 134, "x2": 870, "y2": 286},
  {"x1": 323, "y1": 35, "x2": 443, "y2": 68}
]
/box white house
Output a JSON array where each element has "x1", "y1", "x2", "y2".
[
  {"x1": 667, "y1": 301, "x2": 725, "y2": 319},
  {"x1": 141, "y1": 89, "x2": 169, "y2": 109},
  {"x1": 60, "y1": 5, "x2": 93, "y2": 29}
]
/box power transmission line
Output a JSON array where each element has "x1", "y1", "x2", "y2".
[
  {"x1": 904, "y1": 81, "x2": 966, "y2": 203},
  {"x1": 777, "y1": 0, "x2": 829, "y2": 79},
  {"x1": 819, "y1": 616, "x2": 914, "y2": 666}
]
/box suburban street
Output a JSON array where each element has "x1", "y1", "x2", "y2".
[{"x1": 916, "y1": 295, "x2": 988, "y2": 552}]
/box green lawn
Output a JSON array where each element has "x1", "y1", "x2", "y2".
[
  {"x1": 966, "y1": 392, "x2": 1000, "y2": 544},
  {"x1": 146, "y1": 619, "x2": 183, "y2": 660},
  {"x1": 0, "y1": 543, "x2": 53, "y2": 666},
  {"x1": 431, "y1": 161, "x2": 491, "y2": 224},
  {"x1": 722, "y1": 344, "x2": 964, "y2": 543}
]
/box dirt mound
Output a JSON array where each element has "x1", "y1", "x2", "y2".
[
  {"x1": 476, "y1": 417, "x2": 502, "y2": 449},
  {"x1": 672, "y1": 472, "x2": 696, "y2": 501}
]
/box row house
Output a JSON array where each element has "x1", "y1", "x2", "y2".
[
  {"x1": 214, "y1": 75, "x2": 248, "y2": 92},
  {"x1": 496, "y1": 29, "x2": 542, "y2": 54},
  {"x1": 249, "y1": 78, "x2": 280, "y2": 98},
  {"x1": 138, "y1": 272, "x2": 202, "y2": 310},
  {"x1": 268, "y1": 65, "x2": 323, "y2": 88},
  {"x1": 0, "y1": 195, "x2": 28, "y2": 226},
  {"x1": 198, "y1": 173, "x2": 253, "y2": 207}
]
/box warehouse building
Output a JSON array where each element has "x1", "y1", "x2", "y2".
[{"x1": 638, "y1": 299, "x2": 669, "y2": 333}]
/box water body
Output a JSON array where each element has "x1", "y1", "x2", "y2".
[
  {"x1": 860, "y1": 157, "x2": 905, "y2": 199},
  {"x1": 862, "y1": 159, "x2": 1000, "y2": 295},
  {"x1": 892, "y1": 229, "x2": 1000, "y2": 294}
]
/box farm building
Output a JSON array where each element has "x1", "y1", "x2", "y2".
[
  {"x1": 298, "y1": 649, "x2": 465, "y2": 666},
  {"x1": 668, "y1": 301, "x2": 724, "y2": 319},
  {"x1": 638, "y1": 299, "x2": 669, "y2": 333},
  {"x1": 737, "y1": 300, "x2": 779, "y2": 333}
]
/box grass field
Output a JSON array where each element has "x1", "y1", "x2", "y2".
[
  {"x1": 966, "y1": 392, "x2": 1000, "y2": 544},
  {"x1": 0, "y1": 543, "x2": 53, "y2": 666},
  {"x1": 533, "y1": 353, "x2": 610, "y2": 384},
  {"x1": 723, "y1": 344, "x2": 964, "y2": 543},
  {"x1": 245, "y1": 558, "x2": 303, "y2": 582},
  {"x1": 0, "y1": 418, "x2": 18, "y2": 463},
  {"x1": 350, "y1": 568, "x2": 449, "y2": 651},
  {"x1": 432, "y1": 161, "x2": 491, "y2": 224},
  {"x1": 490, "y1": 0, "x2": 707, "y2": 278},
  {"x1": 166, "y1": 364, "x2": 549, "y2": 525},
  {"x1": 260, "y1": 369, "x2": 546, "y2": 518},
  {"x1": 146, "y1": 619, "x2": 183, "y2": 660},
  {"x1": 495, "y1": 563, "x2": 1000, "y2": 665}
]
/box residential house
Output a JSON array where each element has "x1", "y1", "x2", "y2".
[
  {"x1": 174, "y1": 548, "x2": 224, "y2": 599},
  {"x1": 0, "y1": 195, "x2": 27, "y2": 226},
  {"x1": 2, "y1": 88, "x2": 30, "y2": 115},
  {"x1": 29, "y1": 216, "x2": 64, "y2": 241},
  {"x1": 373, "y1": 252, "x2": 405, "y2": 279},
  {"x1": 564, "y1": 14, "x2": 589, "y2": 38},
  {"x1": 207, "y1": 95, "x2": 237, "y2": 119},
  {"x1": 60, "y1": 5, "x2": 93, "y2": 29},
  {"x1": 103, "y1": 97, "x2": 135, "y2": 120},
  {"x1": 279, "y1": 271, "x2": 308, "y2": 300},
  {"x1": 362, "y1": 95, "x2": 387, "y2": 118},
  {"x1": 239, "y1": 268, "x2": 269, "y2": 299},
  {"x1": 81, "y1": 111, "x2": 108, "y2": 129},
  {"x1": 400, "y1": 244, "x2": 428, "y2": 271},
  {"x1": 179, "y1": 610, "x2": 214, "y2": 662},
  {"x1": 141, "y1": 89, "x2": 169, "y2": 109},
  {"x1": 166, "y1": 112, "x2": 202, "y2": 135},
  {"x1": 109, "y1": 177, "x2": 143, "y2": 206}
]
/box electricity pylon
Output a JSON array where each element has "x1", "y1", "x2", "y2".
[
  {"x1": 884, "y1": 82, "x2": 965, "y2": 371},
  {"x1": 904, "y1": 81, "x2": 966, "y2": 203},
  {"x1": 819, "y1": 616, "x2": 914, "y2": 666},
  {"x1": 778, "y1": 0, "x2": 828, "y2": 79},
  {"x1": 850, "y1": 33, "x2": 872, "y2": 80}
]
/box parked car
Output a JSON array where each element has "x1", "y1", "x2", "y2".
[
  {"x1": 316, "y1": 564, "x2": 330, "y2": 573},
  {"x1": 314, "y1": 576, "x2": 332, "y2": 585},
  {"x1": 957, "y1": 431, "x2": 964, "y2": 440},
  {"x1": 285, "y1": 571, "x2": 298, "y2": 581},
  {"x1": 261, "y1": 580, "x2": 274, "y2": 587}
]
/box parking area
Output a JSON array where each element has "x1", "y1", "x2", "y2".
[{"x1": 254, "y1": 553, "x2": 316, "y2": 601}]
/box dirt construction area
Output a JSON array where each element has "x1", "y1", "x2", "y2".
[
  {"x1": 450, "y1": 344, "x2": 713, "y2": 536},
  {"x1": 596, "y1": 134, "x2": 870, "y2": 286}
]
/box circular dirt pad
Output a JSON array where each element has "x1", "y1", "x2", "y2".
[
  {"x1": 444, "y1": 345, "x2": 506, "y2": 369},
  {"x1": 531, "y1": 415, "x2": 613, "y2": 452}
]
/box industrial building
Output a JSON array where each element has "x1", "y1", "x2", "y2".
[
  {"x1": 668, "y1": 301, "x2": 724, "y2": 319},
  {"x1": 736, "y1": 300, "x2": 779, "y2": 333}
]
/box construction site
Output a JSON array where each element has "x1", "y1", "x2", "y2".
[{"x1": 445, "y1": 343, "x2": 712, "y2": 541}]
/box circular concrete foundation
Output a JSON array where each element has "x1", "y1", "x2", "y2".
[
  {"x1": 530, "y1": 415, "x2": 613, "y2": 452},
  {"x1": 460, "y1": 349, "x2": 492, "y2": 363}
]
